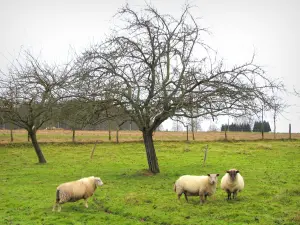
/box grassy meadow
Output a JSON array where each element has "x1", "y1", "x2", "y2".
[{"x1": 1, "y1": 140, "x2": 300, "y2": 224}]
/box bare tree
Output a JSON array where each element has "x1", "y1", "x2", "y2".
[
  {"x1": 78, "y1": 4, "x2": 282, "y2": 173},
  {"x1": 0, "y1": 51, "x2": 73, "y2": 163},
  {"x1": 171, "y1": 116, "x2": 190, "y2": 141},
  {"x1": 270, "y1": 95, "x2": 288, "y2": 139},
  {"x1": 208, "y1": 122, "x2": 218, "y2": 132},
  {"x1": 59, "y1": 99, "x2": 100, "y2": 142},
  {"x1": 172, "y1": 119, "x2": 183, "y2": 132}
]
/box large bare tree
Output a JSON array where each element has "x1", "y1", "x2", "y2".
[
  {"x1": 0, "y1": 51, "x2": 73, "y2": 163},
  {"x1": 78, "y1": 4, "x2": 282, "y2": 173}
]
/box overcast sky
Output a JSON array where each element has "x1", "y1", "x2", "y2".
[{"x1": 1, "y1": 0, "x2": 300, "y2": 132}]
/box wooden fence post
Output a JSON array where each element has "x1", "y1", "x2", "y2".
[
  {"x1": 203, "y1": 145, "x2": 208, "y2": 166},
  {"x1": 289, "y1": 124, "x2": 291, "y2": 140},
  {"x1": 90, "y1": 141, "x2": 98, "y2": 159}
]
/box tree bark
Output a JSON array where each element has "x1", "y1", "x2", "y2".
[
  {"x1": 186, "y1": 126, "x2": 189, "y2": 141},
  {"x1": 273, "y1": 115, "x2": 276, "y2": 139},
  {"x1": 72, "y1": 129, "x2": 76, "y2": 143},
  {"x1": 29, "y1": 130, "x2": 47, "y2": 163},
  {"x1": 142, "y1": 131, "x2": 160, "y2": 174},
  {"x1": 108, "y1": 120, "x2": 112, "y2": 141},
  {"x1": 191, "y1": 120, "x2": 195, "y2": 141},
  {"x1": 116, "y1": 127, "x2": 119, "y2": 143},
  {"x1": 10, "y1": 128, "x2": 13, "y2": 142},
  {"x1": 261, "y1": 105, "x2": 264, "y2": 140}
]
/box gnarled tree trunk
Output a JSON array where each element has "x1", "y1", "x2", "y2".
[
  {"x1": 142, "y1": 131, "x2": 159, "y2": 174},
  {"x1": 29, "y1": 129, "x2": 47, "y2": 163}
]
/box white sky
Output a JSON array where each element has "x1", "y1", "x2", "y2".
[{"x1": 1, "y1": 0, "x2": 300, "y2": 132}]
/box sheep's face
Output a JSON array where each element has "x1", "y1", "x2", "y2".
[
  {"x1": 207, "y1": 174, "x2": 219, "y2": 185},
  {"x1": 226, "y1": 169, "x2": 239, "y2": 181},
  {"x1": 94, "y1": 177, "x2": 104, "y2": 186}
]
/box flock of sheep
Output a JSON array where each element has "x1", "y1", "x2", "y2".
[
  {"x1": 52, "y1": 169, "x2": 244, "y2": 212},
  {"x1": 174, "y1": 169, "x2": 245, "y2": 204}
]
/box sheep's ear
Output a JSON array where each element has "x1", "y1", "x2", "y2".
[
  {"x1": 207, "y1": 174, "x2": 210, "y2": 177},
  {"x1": 216, "y1": 174, "x2": 219, "y2": 176},
  {"x1": 226, "y1": 170, "x2": 230, "y2": 173},
  {"x1": 236, "y1": 170, "x2": 239, "y2": 173}
]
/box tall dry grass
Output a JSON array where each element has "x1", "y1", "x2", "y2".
[{"x1": 0, "y1": 129, "x2": 299, "y2": 144}]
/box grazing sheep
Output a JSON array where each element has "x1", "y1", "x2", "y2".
[
  {"x1": 220, "y1": 169, "x2": 244, "y2": 200},
  {"x1": 174, "y1": 174, "x2": 219, "y2": 204},
  {"x1": 52, "y1": 176, "x2": 103, "y2": 212}
]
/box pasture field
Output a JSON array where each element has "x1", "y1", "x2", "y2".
[
  {"x1": 0, "y1": 129, "x2": 300, "y2": 143},
  {"x1": 1, "y1": 140, "x2": 300, "y2": 224}
]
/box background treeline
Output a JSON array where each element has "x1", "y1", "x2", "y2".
[{"x1": 221, "y1": 121, "x2": 271, "y2": 132}]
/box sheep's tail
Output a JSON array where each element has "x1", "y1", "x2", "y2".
[{"x1": 56, "y1": 189, "x2": 60, "y2": 203}]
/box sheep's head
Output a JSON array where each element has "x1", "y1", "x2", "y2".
[
  {"x1": 226, "y1": 169, "x2": 239, "y2": 181},
  {"x1": 207, "y1": 174, "x2": 219, "y2": 185},
  {"x1": 94, "y1": 177, "x2": 104, "y2": 186}
]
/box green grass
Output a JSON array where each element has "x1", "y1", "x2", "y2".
[{"x1": 1, "y1": 141, "x2": 300, "y2": 224}]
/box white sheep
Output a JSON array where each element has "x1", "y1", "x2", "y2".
[
  {"x1": 174, "y1": 174, "x2": 219, "y2": 204},
  {"x1": 220, "y1": 169, "x2": 244, "y2": 200},
  {"x1": 52, "y1": 176, "x2": 103, "y2": 212}
]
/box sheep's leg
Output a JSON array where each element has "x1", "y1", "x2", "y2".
[
  {"x1": 233, "y1": 191, "x2": 238, "y2": 199},
  {"x1": 200, "y1": 194, "x2": 205, "y2": 204},
  {"x1": 57, "y1": 204, "x2": 61, "y2": 212},
  {"x1": 226, "y1": 189, "x2": 232, "y2": 200},
  {"x1": 52, "y1": 203, "x2": 56, "y2": 212},
  {"x1": 177, "y1": 193, "x2": 182, "y2": 201},
  {"x1": 183, "y1": 192, "x2": 188, "y2": 202},
  {"x1": 227, "y1": 193, "x2": 231, "y2": 200},
  {"x1": 84, "y1": 199, "x2": 89, "y2": 208},
  {"x1": 205, "y1": 193, "x2": 208, "y2": 201}
]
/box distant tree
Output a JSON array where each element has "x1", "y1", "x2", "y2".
[
  {"x1": 233, "y1": 116, "x2": 255, "y2": 130},
  {"x1": 193, "y1": 118, "x2": 202, "y2": 132},
  {"x1": 171, "y1": 116, "x2": 189, "y2": 140},
  {"x1": 0, "y1": 51, "x2": 73, "y2": 163},
  {"x1": 59, "y1": 99, "x2": 102, "y2": 142},
  {"x1": 171, "y1": 118, "x2": 183, "y2": 132},
  {"x1": 208, "y1": 122, "x2": 218, "y2": 131},
  {"x1": 252, "y1": 121, "x2": 271, "y2": 132},
  {"x1": 221, "y1": 123, "x2": 251, "y2": 132},
  {"x1": 270, "y1": 95, "x2": 288, "y2": 138}
]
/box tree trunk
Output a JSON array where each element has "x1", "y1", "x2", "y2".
[
  {"x1": 108, "y1": 120, "x2": 112, "y2": 141},
  {"x1": 10, "y1": 128, "x2": 13, "y2": 142},
  {"x1": 261, "y1": 105, "x2": 264, "y2": 140},
  {"x1": 186, "y1": 125, "x2": 189, "y2": 141},
  {"x1": 273, "y1": 115, "x2": 276, "y2": 139},
  {"x1": 116, "y1": 127, "x2": 119, "y2": 143},
  {"x1": 191, "y1": 120, "x2": 195, "y2": 141},
  {"x1": 72, "y1": 129, "x2": 75, "y2": 143},
  {"x1": 142, "y1": 131, "x2": 160, "y2": 174},
  {"x1": 29, "y1": 130, "x2": 47, "y2": 163}
]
